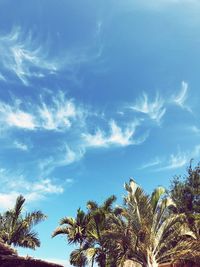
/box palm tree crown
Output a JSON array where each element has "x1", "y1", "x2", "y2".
[
  {"x1": 0, "y1": 195, "x2": 46, "y2": 249},
  {"x1": 108, "y1": 179, "x2": 198, "y2": 267}
]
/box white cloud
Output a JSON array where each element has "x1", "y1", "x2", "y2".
[
  {"x1": 0, "y1": 73, "x2": 6, "y2": 81},
  {"x1": 38, "y1": 92, "x2": 81, "y2": 131},
  {"x1": 0, "y1": 100, "x2": 36, "y2": 130},
  {"x1": 39, "y1": 146, "x2": 85, "y2": 177},
  {"x1": 144, "y1": 145, "x2": 200, "y2": 171},
  {"x1": 60, "y1": 145, "x2": 84, "y2": 165},
  {"x1": 83, "y1": 120, "x2": 141, "y2": 148},
  {"x1": 7, "y1": 111, "x2": 36, "y2": 129},
  {"x1": 189, "y1": 125, "x2": 200, "y2": 134},
  {"x1": 0, "y1": 27, "x2": 59, "y2": 85},
  {"x1": 0, "y1": 80, "x2": 194, "y2": 174},
  {"x1": 173, "y1": 81, "x2": 188, "y2": 106},
  {"x1": 144, "y1": 151, "x2": 187, "y2": 172},
  {"x1": 130, "y1": 93, "x2": 166, "y2": 123},
  {"x1": 31, "y1": 179, "x2": 64, "y2": 194},
  {"x1": 38, "y1": 119, "x2": 145, "y2": 174},
  {"x1": 0, "y1": 169, "x2": 64, "y2": 211},
  {"x1": 193, "y1": 144, "x2": 200, "y2": 157},
  {"x1": 65, "y1": 178, "x2": 74, "y2": 184},
  {"x1": 9, "y1": 177, "x2": 64, "y2": 196},
  {"x1": 34, "y1": 119, "x2": 142, "y2": 175},
  {"x1": 172, "y1": 81, "x2": 191, "y2": 111},
  {"x1": 0, "y1": 91, "x2": 147, "y2": 173},
  {"x1": 0, "y1": 101, "x2": 36, "y2": 130},
  {"x1": 0, "y1": 91, "x2": 86, "y2": 132},
  {"x1": 0, "y1": 192, "x2": 19, "y2": 210},
  {"x1": 163, "y1": 151, "x2": 188, "y2": 170},
  {"x1": 128, "y1": 81, "x2": 192, "y2": 127},
  {"x1": 14, "y1": 141, "x2": 28, "y2": 151},
  {"x1": 140, "y1": 157, "x2": 161, "y2": 169},
  {"x1": 0, "y1": 25, "x2": 104, "y2": 86}
]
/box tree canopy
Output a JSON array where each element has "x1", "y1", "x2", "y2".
[
  {"x1": 53, "y1": 168, "x2": 200, "y2": 267},
  {"x1": 0, "y1": 195, "x2": 46, "y2": 249}
]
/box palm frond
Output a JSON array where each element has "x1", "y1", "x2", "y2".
[
  {"x1": 25, "y1": 211, "x2": 46, "y2": 227},
  {"x1": 17, "y1": 231, "x2": 40, "y2": 249},
  {"x1": 52, "y1": 226, "x2": 69, "y2": 237},
  {"x1": 70, "y1": 248, "x2": 88, "y2": 267},
  {"x1": 60, "y1": 216, "x2": 75, "y2": 226},
  {"x1": 87, "y1": 201, "x2": 98, "y2": 211},
  {"x1": 13, "y1": 195, "x2": 25, "y2": 220},
  {"x1": 151, "y1": 187, "x2": 165, "y2": 213},
  {"x1": 102, "y1": 195, "x2": 116, "y2": 211}
]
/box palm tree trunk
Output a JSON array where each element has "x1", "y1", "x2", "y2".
[{"x1": 146, "y1": 252, "x2": 158, "y2": 267}]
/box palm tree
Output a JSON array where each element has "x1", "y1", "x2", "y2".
[
  {"x1": 108, "y1": 179, "x2": 196, "y2": 267},
  {"x1": 82, "y1": 195, "x2": 117, "y2": 267},
  {"x1": 0, "y1": 195, "x2": 46, "y2": 249},
  {"x1": 52, "y1": 208, "x2": 89, "y2": 266},
  {"x1": 52, "y1": 195, "x2": 117, "y2": 267},
  {"x1": 52, "y1": 208, "x2": 88, "y2": 248},
  {"x1": 69, "y1": 248, "x2": 88, "y2": 267},
  {"x1": 103, "y1": 211, "x2": 135, "y2": 266},
  {"x1": 53, "y1": 179, "x2": 200, "y2": 267}
]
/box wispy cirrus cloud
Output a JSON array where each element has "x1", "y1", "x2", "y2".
[
  {"x1": 130, "y1": 93, "x2": 166, "y2": 123},
  {"x1": 128, "y1": 81, "x2": 192, "y2": 126},
  {"x1": 13, "y1": 141, "x2": 28, "y2": 151},
  {"x1": 190, "y1": 125, "x2": 200, "y2": 134},
  {"x1": 0, "y1": 101, "x2": 36, "y2": 130},
  {"x1": 141, "y1": 151, "x2": 187, "y2": 171},
  {"x1": 38, "y1": 119, "x2": 145, "y2": 175},
  {"x1": 142, "y1": 145, "x2": 200, "y2": 172},
  {"x1": 38, "y1": 91, "x2": 85, "y2": 131},
  {"x1": 0, "y1": 27, "x2": 60, "y2": 85},
  {"x1": 0, "y1": 91, "x2": 85, "y2": 132},
  {"x1": 59, "y1": 145, "x2": 85, "y2": 165},
  {"x1": 0, "y1": 193, "x2": 20, "y2": 211},
  {"x1": 172, "y1": 81, "x2": 191, "y2": 111},
  {"x1": 0, "y1": 168, "x2": 65, "y2": 210},
  {"x1": 161, "y1": 151, "x2": 188, "y2": 170},
  {"x1": 39, "y1": 145, "x2": 85, "y2": 176},
  {"x1": 83, "y1": 120, "x2": 142, "y2": 148},
  {"x1": 140, "y1": 157, "x2": 162, "y2": 169},
  {"x1": 39, "y1": 120, "x2": 141, "y2": 175},
  {"x1": 0, "y1": 73, "x2": 6, "y2": 81},
  {"x1": 0, "y1": 25, "x2": 104, "y2": 86},
  {"x1": 0, "y1": 90, "x2": 148, "y2": 175},
  {"x1": 38, "y1": 120, "x2": 144, "y2": 175},
  {"x1": 7, "y1": 111, "x2": 36, "y2": 129},
  {"x1": 0, "y1": 80, "x2": 194, "y2": 176}
]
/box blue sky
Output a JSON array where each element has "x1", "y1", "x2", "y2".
[{"x1": 0, "y1": 0, "x2": 200, "y2": 266}]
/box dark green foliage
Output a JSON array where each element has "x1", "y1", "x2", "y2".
[
  {"x1": 0, "y1": 195, "x2": 46, "y2": 249},
  {"x1": 170, "y1": 163, "x2": 200, "y2": 237},
  {"x1": 53, "y1": 195, "x2": 117, "y2": 266},
  {"x1": 170, "y1": 163, "x2": 200, "y2": 264},
  {"x1": 53, "y1": 166, "x2": 200, "y2": 267},
  {"x1": 170, "y1": 162, "x2": 200, "y2": 214}
]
